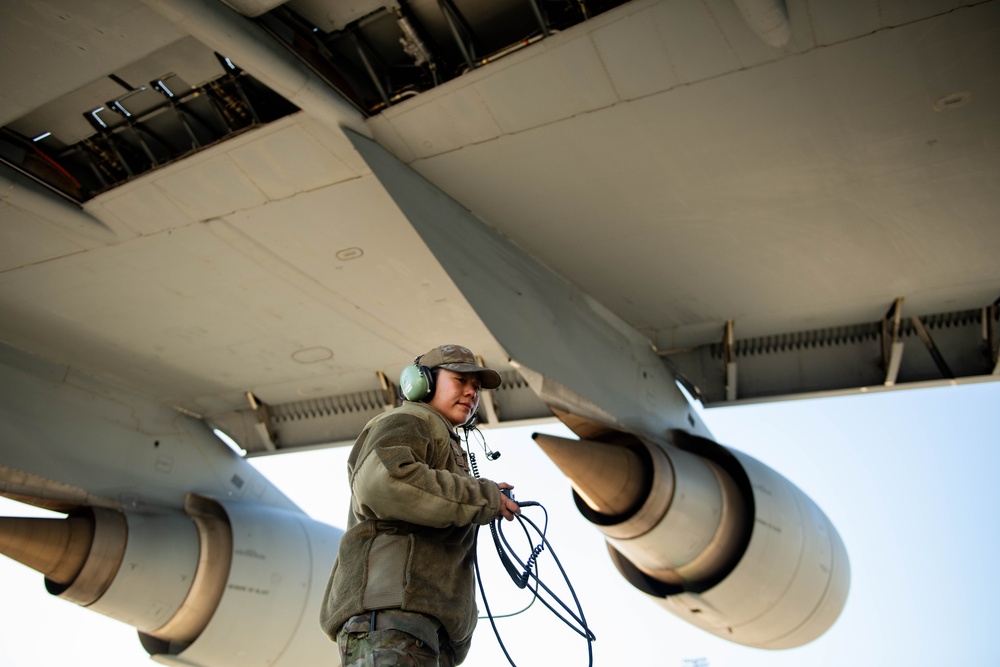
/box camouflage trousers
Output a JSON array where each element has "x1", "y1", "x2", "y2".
[{"x1": 337, "y1": 609, "x2": 456, "y2": 667}]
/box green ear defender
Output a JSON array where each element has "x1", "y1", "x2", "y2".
[{"x1": 399, "y1": 359, "x2": 434, "y2": 401}]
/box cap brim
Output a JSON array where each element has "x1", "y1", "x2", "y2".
[{"x1": 439, "y1": 363, "x2": 502, "y2": 389}]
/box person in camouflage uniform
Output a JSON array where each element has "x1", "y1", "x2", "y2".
[{"x1": 320, "y1": 345, "x2": 521, "y2": 666}]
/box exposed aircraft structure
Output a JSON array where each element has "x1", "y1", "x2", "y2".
[{"x1": 1, "y1": 0, "x2": 997, "y2": 664}]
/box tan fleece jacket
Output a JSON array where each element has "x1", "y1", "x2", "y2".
[{"x1": 319, "y1": 401, "x2": 503, "y2": 664}]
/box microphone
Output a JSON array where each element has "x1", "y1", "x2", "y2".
[
  {"x1": 463, "y1": 418, "x2": 501, "y2": 460},
  {"x1": 483, "y1": 431, "x2": 500, "y2": 460}
]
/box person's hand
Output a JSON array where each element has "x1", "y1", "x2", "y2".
[{"x1": 497, "y1": 482, "x2": 520, "y2": 521}]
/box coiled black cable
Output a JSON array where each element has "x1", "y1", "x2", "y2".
[
  {"x1": 462, "y1": 424, "x2": 596, "y2": 667},
  {"x1": 473, "y1": 492, "x2": 596, "y2": 667}
]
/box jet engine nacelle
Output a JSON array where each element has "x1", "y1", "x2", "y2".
[
  {"x1": 534, "y1": 430, "x2": 849, "y2": 649},
  {"x1": 8, "y1": 495, "x2": 341, "y2": 667}
]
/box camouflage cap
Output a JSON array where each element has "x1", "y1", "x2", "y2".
[{"x1": 419, "y1": 344, "x2": 502, "y2": 389}]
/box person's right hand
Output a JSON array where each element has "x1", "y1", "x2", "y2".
[{"x1": 497, "y1": 482, "x2": 520, "y2": 521}]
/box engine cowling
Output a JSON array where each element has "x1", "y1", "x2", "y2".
[
  {"x1": 533, "y1": 430, "x2": 849, "y2": 649},
  {"x1": 0, "y1": 494, "x2": 342, "y2": 666}
]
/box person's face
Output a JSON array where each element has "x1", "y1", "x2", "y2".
[{"x1": 427, "y1": 369, "x2": 481, "y2": 426}]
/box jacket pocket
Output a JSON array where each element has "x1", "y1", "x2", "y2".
[{"x1": 362, "y1": 533, "x2": 411, "y2": 609}]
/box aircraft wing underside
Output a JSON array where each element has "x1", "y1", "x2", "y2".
[{"x1": 0, "y1": 0, "x2": 997, "y2": 449}]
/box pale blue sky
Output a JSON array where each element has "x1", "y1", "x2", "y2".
[{"x1": 1, "y1": 381, "x2": 998, "y2": 666}]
